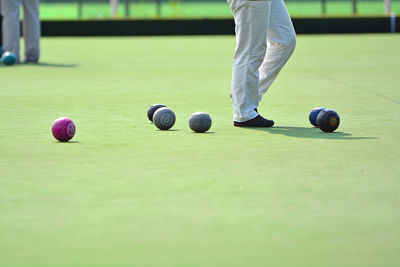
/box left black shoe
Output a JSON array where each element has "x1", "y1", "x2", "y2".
[{"x1": 234, "y1": 115, "x2": 274, "y2": 127}]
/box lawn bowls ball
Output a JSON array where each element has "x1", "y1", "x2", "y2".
[
  {"x1": 52, "y1": 117, "x2": 76, "y2": 142},
  {"x1": 316, "y1": 109, "x2": 340, "y2": 133},
  {"x1": 309, "y1": 107, "x2": 326, "y2": 127},
  {"x1": 189, "y1": 112, "x2": 212, "y2": 133},
  {"x1": 147, "y1": 104, "x2": 167, "y2": 122},
  {"x1": 1, "y1": 52, "x2": 17, "y2": 66},
  {"x1": 153, "y1": 107, "x2": 176, "y2": 130}
]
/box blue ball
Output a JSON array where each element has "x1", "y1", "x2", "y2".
[
  {"x1": 309, "y1": 107, "x2": 325, "y2": 127},
  {"x1": 1, "y1": 52, "x2": 17, "y2": 66}
]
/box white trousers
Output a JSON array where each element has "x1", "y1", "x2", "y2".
[
  {"x1": 227, "y1": 0, "x2": 296, "y2": 122},
  {"x1": 1, "y1": 0, "x2": 40, "y2": 62}
]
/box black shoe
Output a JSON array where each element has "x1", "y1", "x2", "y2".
[{"x1": 234, "y1": 115, "x2": 274, "y2": 127}]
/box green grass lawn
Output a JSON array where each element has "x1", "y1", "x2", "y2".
[
  {"x1": 39, "y1": 1, "x2": 400, "y2": 19},
  {"x1": 1, "y1": 34, "x2": 400, "y2": 266}
]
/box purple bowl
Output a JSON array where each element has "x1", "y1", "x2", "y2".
[{"x1": 52, "y1": 117, "x2": 75, "y2": 142}]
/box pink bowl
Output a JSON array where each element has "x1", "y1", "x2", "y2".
[{"x1": 52, "y1": 117, "x2": 75, "y2": 142}]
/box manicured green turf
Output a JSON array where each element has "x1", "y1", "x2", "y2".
[
  {"x1": 38, "y1": 1, "x2": 400, "y2": 19},
  {"x1": 1, "y1": 34, "x2": 399, "y2": 266}
]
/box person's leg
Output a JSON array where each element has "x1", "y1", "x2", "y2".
[
  {"x1": 22, "y1": 0, "x2": 40, "y2": 62},
  {"x1": 258, "y1": 0, "x2": 296, "y2": 101},
  {"x1": 1, "y1": 0, "x2": 21, "y2": 62},
  {"x1": 228, "y1": 0, "x2": 272, "y2": 122},
  {"x1": 0, "y1": 3, "x2": 2, "y2": 47}
]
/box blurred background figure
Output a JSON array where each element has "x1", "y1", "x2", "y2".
[
  {"x1": 110, "y1": 0, "x2": 119, "y2": 18},
  {"x1": 0, "y1": 4, "x2": 2, "y2": 47},
  {"x1": 1, "y1": 0, "x2": 40, "y2": 63}
]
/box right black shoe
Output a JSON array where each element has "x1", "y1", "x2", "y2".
[{"x1": 234, "y1": 115, "x2": 274, "y2": 127}]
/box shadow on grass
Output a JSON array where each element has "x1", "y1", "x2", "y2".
[
  {"x1": 54, "y1": 141, "x2": 80, "y2": 143},
  {"x1": 34, "y1": 62, "x2": 78, "y2": 68},
  {"x1": 241, "y1": 126, "x2": 377, "y2": 140},
  {"x1": 1, "y1": 62, "x2": 77, "y2": 68},
  {"x1": 191, "y1": 131, "x2": 215, "y2": 134}
]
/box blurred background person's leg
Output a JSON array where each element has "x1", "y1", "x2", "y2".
[
  {"x1": 22, "y1": 0, "x2": 40, "y2": 62},
  {"x1": 1, "y1": 0, "x2": 21, "y2": 62},
  {"x1": 0, "y1": 2, "x2": 2, "y2": 47}
]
